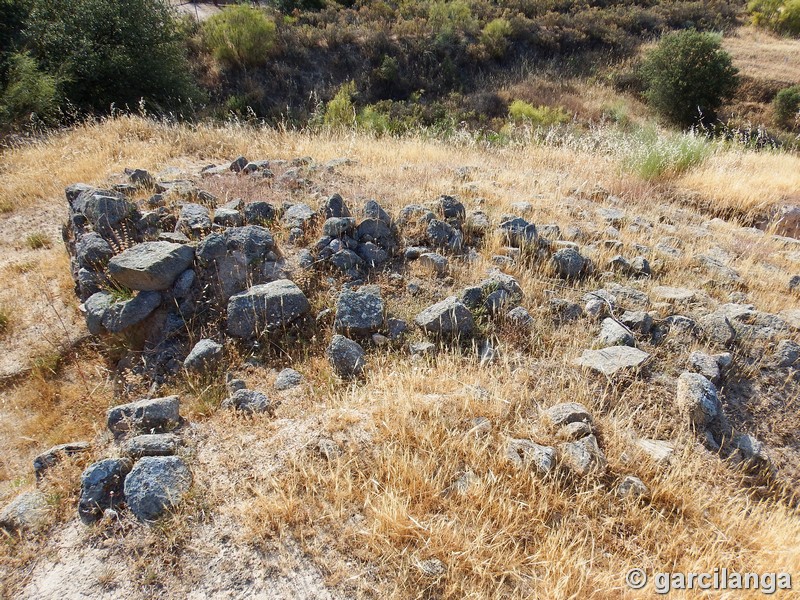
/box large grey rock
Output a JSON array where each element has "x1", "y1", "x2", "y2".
[
  {"x1": 507, "y1": 306, "x2": 534, "y2": 330},
  {"x1": 698, "y1": 312, "x2": 737, "y2": 345},
  {"x1": 33, "y1": 441, "x2": 91, "y2": 479},
  {"x1": 506, "y1": 439, "x2": 556, "y2": 475},
  {"x1": 732, "y1": 434, "x2": 771, "y2": 473},
  {"x1": 283, "y1": 203, "x2": 315, "y2": 229},
  {"x1": 415, "y1": 297, "x2": 475, "y2": 339},
  {"x1": 243, "y1": 201, "x2": 276, "y2": 225},
  {"x1": 123, "y1": 433, "x2": 179, "y2": 458},
  {"x1": 772, "y1": 204, "x2": 800, "y2": 239},
  {"x1": 334, "y1": 289, "x2": 385, "y2": 338},
  {"x1": 327, "y1": 335, "x2": 365, "y2": 379},
  {"x1": 79, "y1": 458, "x2": 132, "y2": 524},
  {"x1": 619, "y1": 310, "x2": 653, "y2": 335},
  {"x1": 124, "y1": 456, "x2": 192, "y2": 521},
  {"x1": 687, "y1": 351, "x2": 731, "y2": 385},
  {"x1": 330, "y1": 249, "x2": 364, "y2": 274},
  {"x1": 552, "y1": 247, "x2": 588, "y2": 279},
  {"x1": 437, "y1": 195, "x2": 465, "y2": 221},
  {"x1": 71, "y1": 190, "x2": 136, "y2": 235},
  {"x1": 108, "y1": 242, "x2": 194, "y2": 291},
  {"x1": 573, "y1": 346, "x2": 650, "y2": 376},
  {"x1": 676, "y1": 372, "x2": 721, "y2": 429},
  {"x1": 323, "y1": 217, "x2": 356, "y2": 237},
  {"x1": 774, "y1": 339, "x2": 800, "y2": 368},
  {"x1": 426, "y1": 219, "x2": 462, "y2": 251},
  {"x1": 213, "y1": 207, "x2": 243, "y2": 227},
  {"x1": 617, "y1": 475, "x2": 650, "y2": 500},
  {"x1": 357, "y1": 218, "x2": 397, "y2": 252},
  {"x1": 183, "y1": 339, "x2": 223, "y2": 371},
  {"x1": 0, "y1": 491, "x2": 49, "y2": 532},
  {"x1": 652, "y1": 286, "x2": 697, "y2": 302},
  {"x1": 223, "y1": 389, "x2": 275, "y2": 414},
  {"x1": 107, "y1": 395, "x2": 181, "y2": 438},
  {"x1": 101, "y1": 291, "x2": 162, "y2": 333},
  {"x1": 595, "y1": 318, "x2": 635, "y2": 348},
  {"x1": 76, "y1": 232, "x2": 114, "y2": 270},
  {"x1": 362, "y1": 199, "x2": 391, "y2": 225},
  {"x1": 418, "y1": 252, "x2": 449, "y2": 276},
  {"x1": 226, "y1": 279, "x2": 311, "y2": 338},
  {"x1": 356, "y1": 242, "x2": 388, "y2": 267}
]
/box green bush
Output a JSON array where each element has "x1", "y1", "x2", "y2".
[
  {"x1": 324, "y1": 81, "x2": 357, "y2": 129},
  {"x1": 748, "y1": 0, "x2": 800, "y2": 36},
  {"x1": 24, "y1": 0, "x2": 198, "y2": 115},
  {"x1": 640, "y1": 30, "x2": 738, "y2": 127},
  {"x1": 0, "y1": 52, "x2": 59, "y2": 127},
  {"x1": 428, "y1": 0, "x2": 478, "y2": 40},
  {"x1": 774, "y1": 84, "x2": 800, "y2": 129},
  {"x1": 202, "y1": 5, "x2": 277, "y2": 70},
  {"x1": 481, "y1": 18, "x2": 513, "y2": 58},
  {"x1": 508, "y1": 100, "x2": 570, "y2": 126}
]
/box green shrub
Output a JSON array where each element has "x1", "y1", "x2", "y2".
[
  {"x1": 640, "y1": 30, "x2": 738, "y2": 127},
  {"x1": 0, "y1": 52, "x2": 59, "y2": 127},
  {"x1": 508, "y1": 100, "x2": 570, "y2": 126},
  {"x1": 773, "y1": 84, "x2": 800, "y2": 129},
  {"x1": 25, "y1": 0, "x2": 198, "y2": 114},
  {"x1": 481, "y1": 18, "x2": 513, "y2": 58},
  {"x1": 748, "y1": 0, "x2": 800, "y2": 36},
  {"x1": 428, "y1": 0, "x2": 478, "y2": 39},
  {"x1": 324, "y1": 81, "x2": 357, "y2": 129},
  {"x1": 202, "y1": 5, "x2": 277, "y2": 70}
]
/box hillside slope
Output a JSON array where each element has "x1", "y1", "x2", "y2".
[{"x1": 0, "y1": 116, "x2": 799, "y2": 599}]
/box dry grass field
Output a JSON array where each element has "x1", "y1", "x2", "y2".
[{"x1": 0, "y1": 115, "x2": 799, "y2": 598}]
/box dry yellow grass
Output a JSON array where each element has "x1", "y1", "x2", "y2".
[
  {"x1": 724, "y1": 27, "x2": 800, "y2": 85},
  {"x1": 1, "y1": 117, "x2": 799, "y2": 598}
]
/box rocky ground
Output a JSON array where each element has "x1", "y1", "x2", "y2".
[{"x1": 1, "y1": 120, "x2": 799, "y2": 598}]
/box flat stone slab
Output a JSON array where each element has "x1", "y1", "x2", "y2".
[
  {"x1": 227, "y1": 279, "x2": 311, "y2": 338},
  {"x1": 108, "y1": 242, "x2": 194, "y2": 291},
  {"x1": 573, "y1": 346, "x2": 650, "y2": 376},
  {"x1": 652, "y1": 286, "x2": 697, "y2": 302}
]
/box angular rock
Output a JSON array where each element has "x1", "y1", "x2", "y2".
[
  {"x1": 71, "y1": 190, "x2": 136, "y2": 235},
  {"x1": 330, "y1": 249, "x2": 364, "y2": 274},
  {"x1": 676, "y1": 372, "x2": 721, "y2": 429},
  {"x1": 426, "y1": 219, "x2": 462, "y2": 252},
  {"x1": 84, "y1": 291, "x2": 114, "y2": 335},
  {"x1": 558, "y1": 434, "x2": 606, "y2": 476},
  {"x1": 687, "y1": 351, "x2": 731, "y2": 385},
  {"x1": 617, "y1": 475, "x2": 650, "y2": 500},
  {"x1": 213, "y1": 207, "x2": 243, "y2": 227},
  {"x1": 323, "y1": 217, "x2": 356, "y2": 238},
  {"x1": 226, "y1": 279, "x2": 311, "y2": 338},
  {"x1": 415, "y1": 297, "x2": 475, "y2": 339},
  {"x1": 437, "y1": 195, "x2": 465, "y2": 221},
  {"x1": 275, "y1": 368, "x2": 303, "y2": 391},
  {"x1": 321, "y1": 193, "x2": 351, "y2": 218},
  {"x1": 652, "y1": 286, "x2": 696, "y2": 302},
  {"x1": 223, "y1": 389, "x2": 275, "y2": 414},
  {"x1": 698, "y1": 312, "x2": 737, "y2": 346},
  {"x1": 327, "y1": 335, "x2": 365, "y2": 379},
  {"x1": 124, "y1": 456, "x2": 192, "y2": 521},
  {"x1": 0, "y1": 491, "x2": 50, "y2": 532},
  {"x1": 362, "y1": 199, "x2": 391, "y2": 225},
  {"x1": 33, "y1": 441, "x2": 91, "y2": 479},
  {"x1": 774, "y1": 339, "x2": 800, "y2": 368},
  {"x1": 334, "y1": 289, "x2": 385, "y2": 338},
  {"x1": 506, "y1": 439, "x2": 556, "y2": 475},
  {"x1": 78, "y1": 458, "x2": 132, "y2": 524},
  {"x1": 732, "y1": 434, "x2": 771, "y2": 473},
  {"x1": 356, "y1": 242, "x2": 388, "y2": 267},
  {"x1": 619, "y1": 310, "x2": 653, "y2": 335},
  {"x1": 177, "y1": 203, "x2": 212, "y2": 237},
  {"x1": 101, "y1": 291, "x2": 162, "y2": 333},
  {"x1": 542, "y1": 402, "x2": 593, "y2": 429},
  {"x1": 357, "y1": 218, "x2": 396, "y2": 251},
  {"x1": 76, "y1": 232, "x2": 114, "y2": 270},
  {"x1": 183, "y1": 339, "x2": 223, "y2": 371},
  {"x1": 595, "y1": 318, "x2": 635, "y2": 348},
  {"x1": 108, "y1": 242, "x2": 194, "y2": 291},
  {"x1": 243, "y1": 201, "x2": 276, "y2": 225},
  {"x1": 499, "y1": 217, "x2": 537, "y2": 247},
  {"x1": 107, "y1": 395, "x2": 181, "y2": 438},
  {"x1": 123, "y1": 433, "x2": 179, "y2": 458},
  {"x1": 418, "y1": 252, "x2": 449, "y2": 276},
  {"x1": 410, "y1": 341, "x2": 436, "y2": 356},
  {"x1": 507, "y1": 306, "x2": 534, "y2": 330},
  {"x1": 283, "y1": 203, "x2": 315, "y2": 229},
  {"x1": 636, "y1": 439, "x2": 675, "y2": 465},
  {"x1": 552, "y1": 247, "x2": 588, "y2": 279},
  {"x1": 573, "y1": 346, "x2": 650, "y2": 376}
]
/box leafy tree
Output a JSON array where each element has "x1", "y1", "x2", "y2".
[
  {"x1": 481, "y1": 18, "x2": 513, "y2": 58},
  {"x1": 0, "y1": 0, "x2": 29, "y2": 88},
  {"x1": 0, "y1": 51, "x2": 59, "y2": 127},
  {"x1": 748, "y1": 0, "x2": 800, "y2": 36},
  {"x1": 640, "y1": 30, "x2": 738, "y2": 127},
  {"x1": 24, "y1": 0, "x2": 198, "y2": 114},
  {"x1": 202, "y1": 5, "x2": 278, "y2": 70},
  {"x1": 324, "y1": 81, "x2": 357, "y2": 129}
]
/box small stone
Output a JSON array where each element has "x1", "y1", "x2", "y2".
[
  {"x1": 418, "y1": 252, "x2": 449, "y2": 276},
  {"x1": 223, "y1": 389, "x2": 275, "y2": 414},
  {"x1": 595, "y1": 318, "x2": 635, "y2": 348},
  {"x1": 636, "y1": 439, "x2": 675, "y2": 465},
  {"x1": 558, "y1": 434, "x2": 606, "y2": 476},
  {"x1": 732, "y1": 434, "x2": 771, "y2": 473},
  {"x1": 617, "y1": 475, "x2": 650, "y2": 500},
  {"x1": 507, "y1": 306, "x2": 534, "y2": 330},
  {"x1": 316, "y1": 438, "x2": 342, "y2": 460},
  {"x1": 556, "y1": 421, "x2": 593, "y2": 441},
  {"x1": 620, "y1": 311, "x2": 653, "y2": 335},
  {"x1": 275, "y1": 368, "x2": 303, "y2": 390},
  {"x1": 416, "y1": 558, "x2": 446, "y2": 578},
  {"x1": 183, "y1": 339, "x2": 223, "y2": 371},
  {"x1": 552, "y1": 247, "x2": 588, "y2": 279},
  {"x1": 652, "y1": 286, "x2": 696, "y2": 302},
  {"x1": 123, "y1": 433, "x2": 179, "y2": 458},
  {"x1": 676, "y1": 372, "x2": 721, "y2": 429},
  {"x1": 327, "y1": 335, "x2": 365, "y2": 379},
  {"x1": 334, "y1": 289, "x2": 385, "y2": 338},
  {"x1": 542, "y1": 402, "x2": 593, "y2": 429},
  {"x1": 773, "y1": 339, "x2": 800, "y2": 368},
  {"x1": 387, "y1": 318, "x2": 409, "y2": 340},
  {"x1": 698, "y1": 312, "x2": 737, "y2": 346},
  {"x1": 499, "y1": 217, "x2": 537, "y2": 247},
  {"x1": 0, "y1": 491, "x2": 49, "y2": 532},
  {"x1": 573, "y1": 346, "x2": 650, "y2": 376},
  {"x1": 409, "y1": 341, "x2": 436, "y2": 356},
  {"x1": 33, "y1": 442, "x2": 91, "y2": 479},
  {"x1": 506, "y1": 438, "x2": 556, "y2": 475},
  {"x1": 687, "y1": 351, "x2": 730, "y2": 385}
]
